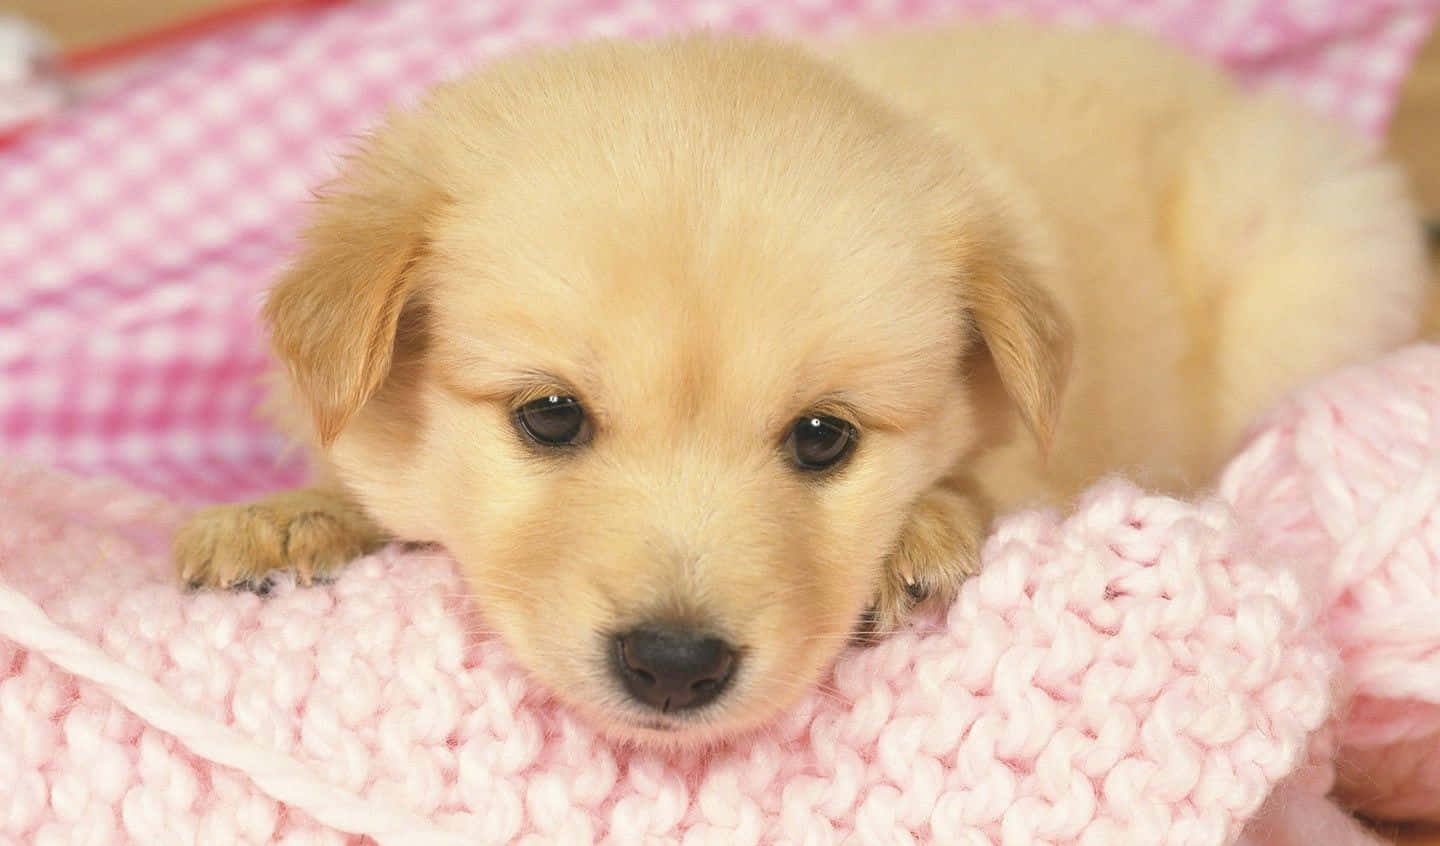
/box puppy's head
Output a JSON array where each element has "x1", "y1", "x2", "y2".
[{"x1": 266, "y1": 36, "x2": 1068, "y2": 746}]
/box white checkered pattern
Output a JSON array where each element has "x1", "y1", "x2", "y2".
[{"x1": 1, "y1": 0, "x2": 1434, "y2": 502}]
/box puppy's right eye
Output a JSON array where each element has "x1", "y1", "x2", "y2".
[
  {"x1": 515, "y1": 395, "x2": 590, "y2": 447},
  {"x1": 785, "y1": 415, "x2": 858, "y2": 471}
]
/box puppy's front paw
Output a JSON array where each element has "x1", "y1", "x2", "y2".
[
  {"x1": 173, "y1": 488, "x2": 385, "y2": 592},
  {"x1": 861, "y1": 483, "x2": 988, "y2": 641}
]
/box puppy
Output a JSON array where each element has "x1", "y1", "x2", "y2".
[{"x1": 174, "y1": 24, "x2": 1429, "y2": 746}]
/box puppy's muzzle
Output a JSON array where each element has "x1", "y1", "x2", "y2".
[{"x1": 612, "y1": 626, "x2": 738, "y2": 713}]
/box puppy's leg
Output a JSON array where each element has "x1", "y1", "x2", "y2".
[
  {"x1": 866, "y1": 477, "x2": 990, "y2": 637},
  {"x1": 173, "y1": 485, "x2": 386, "y2": 591}
]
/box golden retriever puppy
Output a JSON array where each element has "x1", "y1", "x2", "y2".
[{"x1": 174, "y1": 23, "x2": 1429, "y2": 746}]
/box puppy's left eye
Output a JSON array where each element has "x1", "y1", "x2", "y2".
[
  {"x1": 515, "y1": 395, "x2": 590, "y2": 447},
  {"x1": 786, "y1": 415, "x2": 858, "y2": 471}
]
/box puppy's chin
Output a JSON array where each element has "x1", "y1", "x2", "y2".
[
  {"x1": 474, "y1": 592, "x2": 862, "y2": 750},
  {"x1": 569, "y1": 703, "x2": 767, "y2": 752},
  {"x1": 550, "y1": 660, "x2": 829, "y2": 752}
]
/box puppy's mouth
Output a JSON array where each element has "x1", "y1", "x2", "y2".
[
  {"x1": 603, "y1": 704, "x2": 744, "y2": 747},
  {"x1": 627, "y1": 716, "x2": 685, "y2": 733}
]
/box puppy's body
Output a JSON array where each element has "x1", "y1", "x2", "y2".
[
  {"x1": 175, "y1": 25, "x2": 1429, "y2": 745},
  {"x1": 833, "y1": 26, "x2": 1426, "y2": 506}
]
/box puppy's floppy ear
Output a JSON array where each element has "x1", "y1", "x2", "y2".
[
  {"x1": 954, "y1": 208, "x2": 1073, "y2": 454},
  {"x1": 263, "y1": 131, "x2": 442, "y2": 447}
]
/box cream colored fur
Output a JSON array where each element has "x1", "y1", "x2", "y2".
[{"x1": 173, "y1": 24, "x2": 1429, "y2": 746}]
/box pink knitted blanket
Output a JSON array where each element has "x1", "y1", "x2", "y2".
[{"x1": 3, "y1": 344, "x2": 1438, "y2": 845}]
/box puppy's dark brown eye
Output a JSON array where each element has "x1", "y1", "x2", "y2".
[
  {"x1": 786, "y1": 415, "x2": 857, "y2": 471},
  {"x1": 515, "y1": 395, "x2": 590, "y2": 447}
]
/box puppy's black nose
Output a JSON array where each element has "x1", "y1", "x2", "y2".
[{"x1": 613, "y1": 627, "x2": 737, "y2": 712}]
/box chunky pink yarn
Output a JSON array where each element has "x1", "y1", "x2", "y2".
[
  {"x1": 1220, "y1": 344, "x2": 1440, "y2": 823},
  {"x1": 2, "y1": 345, "x2": 1438, "y2": 845}
]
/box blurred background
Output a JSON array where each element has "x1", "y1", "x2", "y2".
[
  {"x1": 6, "y1": 0, "x2": 1437, "y2": 261},
  {"x1": 8, "y1": 0, "x2": 1438, "y2": 274}
]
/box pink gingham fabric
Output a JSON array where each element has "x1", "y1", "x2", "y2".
[{"x1": 1, "y1": 0, "x2": 1436, "y2": 502}]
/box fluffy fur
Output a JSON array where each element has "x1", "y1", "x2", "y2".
[{"x1": 173, "y1": 23, "x2": 1429, "y2": 746}]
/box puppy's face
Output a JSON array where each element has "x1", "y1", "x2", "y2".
[{"x1": 266, "y1": 37, "x2": 1066, "y2": 746}]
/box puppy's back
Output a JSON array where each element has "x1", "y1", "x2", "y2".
[{"x1": 829, "y1": 24, "x2": 1429, "y2": 504}]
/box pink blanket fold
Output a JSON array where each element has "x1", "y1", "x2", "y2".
[{"x1": 3, "y1": 344, "x2": 1439, "y2": 845}]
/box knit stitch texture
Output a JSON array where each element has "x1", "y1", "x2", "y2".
[{"x1": 4, "y1": 345, "x2": 1438, "y2": 845}]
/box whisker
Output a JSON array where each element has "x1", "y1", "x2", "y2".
[{"x1": 752, "y1": 672, "x2": 849, "y2": 706}]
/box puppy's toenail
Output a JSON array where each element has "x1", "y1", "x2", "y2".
[
  {"x1": 852, "y1": 607, "x2": 882, "y2": 646},
  {"x1": 232, "y1": 576, "x2": 276, "y2": 596}
]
